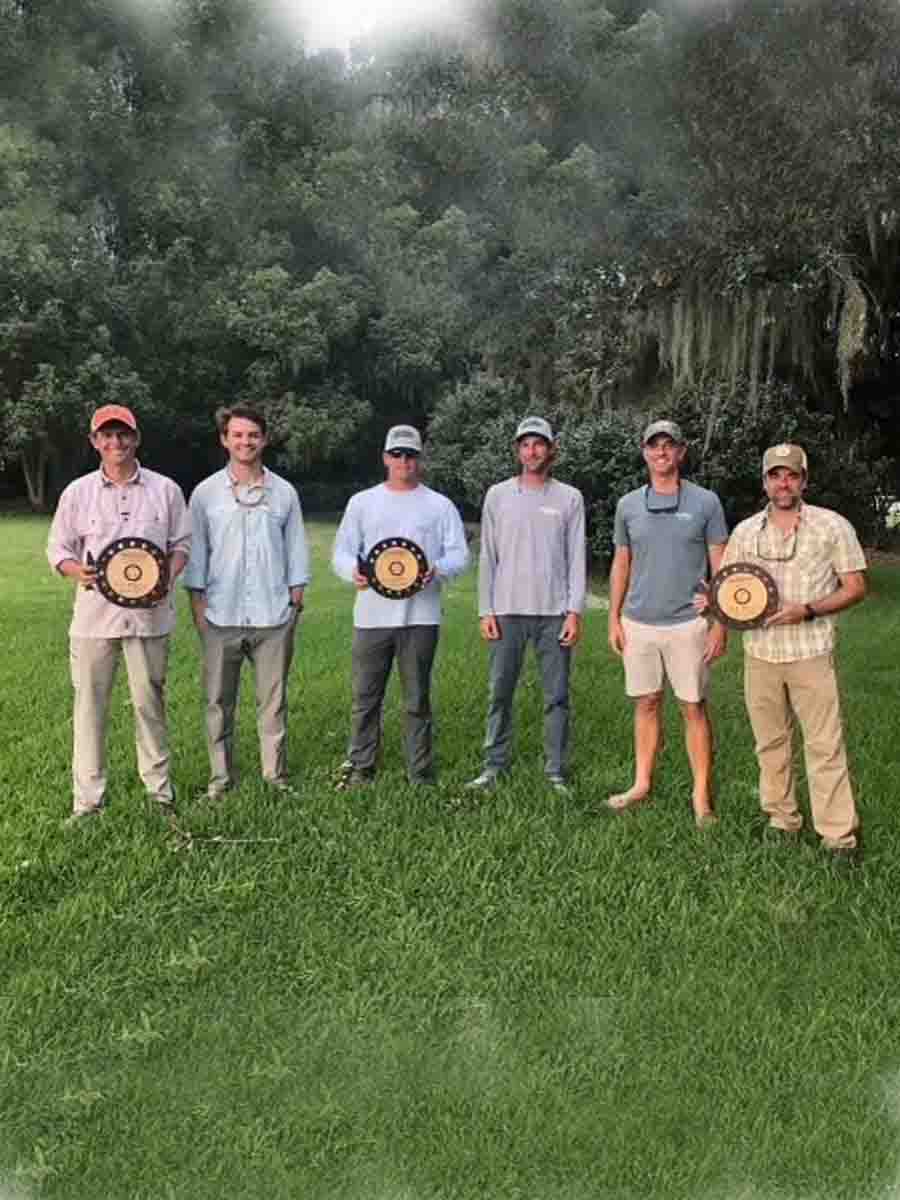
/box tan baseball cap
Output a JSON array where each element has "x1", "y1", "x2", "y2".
[
  {"x1": 91, "y1": 404, "x2": 137, "y2": 432},
  {"x1": 762, "y1": 443, "x2": 807, "y2": 475}
]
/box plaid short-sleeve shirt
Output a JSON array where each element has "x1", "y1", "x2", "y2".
[{"x1": 722, "y1": 503, "x2": 866, "y2": 663}]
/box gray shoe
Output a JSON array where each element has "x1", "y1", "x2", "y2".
[
  {"x1": 335, "y1": 765, "x2": 375, "y2": 792},
  {"x1": 547, "y1": 774, "x2": 571, "y2": 796},
  {"x1": 465, "y1": 770, "x2": 502, "y2": 791}
]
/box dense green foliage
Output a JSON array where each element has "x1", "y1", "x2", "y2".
[{"x1": 2, "y1": 0, "x2": 900, "y2": 514}]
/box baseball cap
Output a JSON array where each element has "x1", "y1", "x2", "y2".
[
  {"x1": 91, "y1": 404, "x2": 137, "y2": 433},
  {"x1": 384, "y1": 425, "x2": 423, "y2": 454},
  {"x1": 641, "y1": 420, "x2": 684, "y2": 445},
  {"x1": 762, "y1": 444, "x2": 808, "y2": 475},
  {"x1": 514, "y1": 416, "x2": 554, "y2": 442}
]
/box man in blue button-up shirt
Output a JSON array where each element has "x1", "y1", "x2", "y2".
[{"x1": 184, "y1": 405, "x2": 310, "y2": 799}]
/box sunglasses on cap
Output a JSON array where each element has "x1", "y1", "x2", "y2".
[{"x1": 387, "y1": 449, "x2": 420, "y2": 459}]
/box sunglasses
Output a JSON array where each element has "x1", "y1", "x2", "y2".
[
  {"x1": 387, "y1": 449, "x2": 420, "y2": 459},
  {"x1": 644, "y1": 484, "x2": 681, "y2": 514}
]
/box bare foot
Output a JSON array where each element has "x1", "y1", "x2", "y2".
[
  {"x1": 606, "y1": 787, "x2": 652, "y2": 812},
  {"x1": 695, "y1": 811, "x2": 719, "y2": 830}
]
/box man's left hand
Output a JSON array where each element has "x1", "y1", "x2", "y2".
[
  {"x1": 559, "y1": 613, "x2": 581, "y2": 647},
  {"x1": 703, "y1": 622, "x2": 728, "y2": 663},
  {"x1": 290, "y1": 586, "x2": 305, "y2": 613},
  {"x1": 764, "y1": 603, "x2": 806, "y2": 628}
]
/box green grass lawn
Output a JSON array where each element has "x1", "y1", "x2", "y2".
[{"x1": 3, "y1": 514, "x2": 900, "y2": 1199}]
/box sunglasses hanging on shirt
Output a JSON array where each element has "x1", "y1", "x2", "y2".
[{"x1": 644, "y1": 484, "x2": 681, "y2": 514}]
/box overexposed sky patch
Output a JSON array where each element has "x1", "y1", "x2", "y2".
[{"x1": 276, "y1": 0, "x2": 473, "y2": 53}]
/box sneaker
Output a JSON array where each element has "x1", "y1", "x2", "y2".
[
  {"x1": 335, "y1": 765, "x2": 375, "y2": 792},
  {"x1": 547, "y1": 774, "x2": 571, "y2": 796},
  {"x1": 465, "y1": 770, "x2": 502, "y2": 791}
]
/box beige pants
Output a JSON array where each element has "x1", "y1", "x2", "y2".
[
  {"x1": 744, "y1": 653, "x2": 858, "y2": 848},
  {"x1": 70, "y1": 635, "x2": 172, "y2": 813},
  {"x1": 202, "y1": 620, "x2": 297, "y2": 795}
]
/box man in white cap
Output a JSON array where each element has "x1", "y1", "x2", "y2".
[
  {"x1": 714, "y1": 444, "x2": 866, "y2": 859},
  {"x1": 607, "y1": 420, "x2": 728, "y2": 827},
  {"x1": 47, "y1": 404, "x2": 191, "y2": 822},
  {"x1": 332, "y1": 424, "x2": 469, "y2": 787},
  {"x1": 466, "y1": 416, "x2": 586, "y2": 793}
]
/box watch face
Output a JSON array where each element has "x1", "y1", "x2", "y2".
[
  {"x1": 363, "y1": 538, "x2": 428, "y2": 600},
  {"x1": 708, "y1": 562, "x2": 779, "y2": 629},
  {"x1": 94, "y1": 537, "x2": 169, "y2": 608}
]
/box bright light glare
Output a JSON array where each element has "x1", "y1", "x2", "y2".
[{"x1": 279, "y1": 0, "x2": 471, "y2": 52}]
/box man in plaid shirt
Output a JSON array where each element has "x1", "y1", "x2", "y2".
[{"x1": 719, "y1": 444, "x2": 867, "y2": 858}]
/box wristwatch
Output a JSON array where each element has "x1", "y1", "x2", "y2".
[{"x1": 803, "y1": 603, "x2": 817, "y2": 621}]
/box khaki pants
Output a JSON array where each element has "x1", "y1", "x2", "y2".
[
  {"x1": 744, "y1": 653, "x2": 858, "y2": 848},
  {"x1": 202, "y1": 620, "x2": 297, "y2": 795},
  {"x1": 70, "y1": 635, "x2": 172, "y2": 813}
]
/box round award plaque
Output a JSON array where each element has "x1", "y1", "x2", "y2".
[
  {"x1": 363, "y1": 538, "x2": 429, "y2": 600},
  {"x1": 708, "y1": 562, "x2": 779, "y2": 630},
  {"x1": 94, "y1": 537, "x2": 170, "y2": 608}
]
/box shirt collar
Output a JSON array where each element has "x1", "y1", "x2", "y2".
[
  {"x1": 516, "y1": 473, "x2": 552, "y2": 494},
  {"x1": 759, "y1": 500, "x2": 805, "y2": 530},
  {"x1": 100, "y1": 461, "x2": 142, "y2": 487},
  {"x1": 227, "y1": 465, "x2": 268, "y2": 489}
]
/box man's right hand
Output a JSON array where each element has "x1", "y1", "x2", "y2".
[
  {"x1": 189, "y1": 593, "x2": 209, "y2": 634},
  {"x1": 480, "y1": 615, "x2": 501, "y2": 641},
  {"x1": 352, "y1": 567, "x2": 370, "y2": 590},
  {"x1": 608, "y1": 617, "x2": 626, "y2": 657}
]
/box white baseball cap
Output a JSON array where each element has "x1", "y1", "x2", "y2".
[
  {"x1": 514, "y1": 416, "x2": 554, "y2": 442},
  {"x1": 384, "y1": 425, "x2": 423, "y2": 454}
]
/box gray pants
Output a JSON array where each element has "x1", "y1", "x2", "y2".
[
  {"x1": 483, "y1": 616, "x2": 572, "y2": 777},
  {"x1": 349, "y1": 625, "x2": 439, "y2": 780},
  {"x1": 70, "y1": 635, "x2": 172, "y2": 812},
  {"x1": 202, "y1": 620, "x2": 297, "y2": 794}
]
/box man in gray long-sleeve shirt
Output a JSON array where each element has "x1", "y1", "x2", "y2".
[{"x1": 467, "y1": 417, "x2": 586, "y2": 793}]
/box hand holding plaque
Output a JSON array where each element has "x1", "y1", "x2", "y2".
[
  {"x1": 94, "y1": 537, "x2": 170, "y2": 608},
  {"x1": 359, "y1": 538, "x2": 429, "y2": 600},
  {"x1": 708, "y1": 562, "x2": 779, "y2": 630}
]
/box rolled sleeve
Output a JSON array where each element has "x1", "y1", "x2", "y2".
[
  {"x1": 47, "y1": 488, "x2": 81, "y2": 573},
  {"x1": 183, "y1": 490, "x2": 209, "y2": 591},
  {"x1": 166, "y1": 482, "x2": 191, "y2": 560},
  {"x1": 286, "y1": 493, "x2": 311, "y2": 587}
]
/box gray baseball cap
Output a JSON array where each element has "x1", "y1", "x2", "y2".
[
  {"x1": 515, "y1": 416, "x2": 554, "y2": 442},
  {"x1": 641, "y1": 420, "x2": 685, "y2": 445},
  {"x1": 384, "y1": 425, "x2": 423, "y2": 454}
]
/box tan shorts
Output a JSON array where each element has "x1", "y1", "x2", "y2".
[{"x1": 621, "y1": 615, "x2": 709, "y2": 702}]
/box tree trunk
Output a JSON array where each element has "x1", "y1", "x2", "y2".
[{"x1": 21, "y1": 443, "x2": 48, "y2": 511}]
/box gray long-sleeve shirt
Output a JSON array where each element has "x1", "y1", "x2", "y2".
[{"x1": 477, "y1": 476, "x2": 587, "y2": 617}]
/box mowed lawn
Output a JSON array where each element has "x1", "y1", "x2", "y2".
[{"x1": 3, "y1": 513, "x2": 900, "y2": 1200}]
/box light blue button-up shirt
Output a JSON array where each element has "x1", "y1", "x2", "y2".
[{"x1": 184, "y1": 467, "x2": 310, "y2": 629}]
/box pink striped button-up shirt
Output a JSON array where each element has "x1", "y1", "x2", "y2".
[{"x1": 47, "y1": 463, "x2": 191, "y2": 638}]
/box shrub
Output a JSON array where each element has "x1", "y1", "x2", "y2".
[{"x1": 426, "y1": 375, "x2": 893, "y2": 570}]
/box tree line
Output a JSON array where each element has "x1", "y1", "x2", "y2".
[{"x1": 2, "y1": 0, "x2": 899, "y2": 536}]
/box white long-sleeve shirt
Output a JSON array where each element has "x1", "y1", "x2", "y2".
[{"x1": 332, "y1": 483, "x2": 469, "y2": 628}]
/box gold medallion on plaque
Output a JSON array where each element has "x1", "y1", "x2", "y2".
[
  {"x1": 708, "y1": 562, "x2": 779, "y2": 630},
  {"x1": 361, "y1": 538, "x2": 429, "y2": 600},
  {"x1": 94, "y1": 537, "x2": 170, "y2": 608}
]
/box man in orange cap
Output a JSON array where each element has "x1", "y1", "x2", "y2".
[{"x1": 47, "y1": 405, "x2": 191, "y2": 823}]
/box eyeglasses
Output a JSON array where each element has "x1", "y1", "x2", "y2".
[
  {"x1": 644, "y1": 485, "x2": 681, "y2": 514},
  {"x1": 755, "y1": 525, "x2": 797, "y2": 562},
  {"x1": 387, "y1": 449, "x2": 420, "y2": 460}
]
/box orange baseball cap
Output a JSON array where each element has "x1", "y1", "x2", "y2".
[{"x1": 90, "y1": 404, "x2": 138, "y2": 432}]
